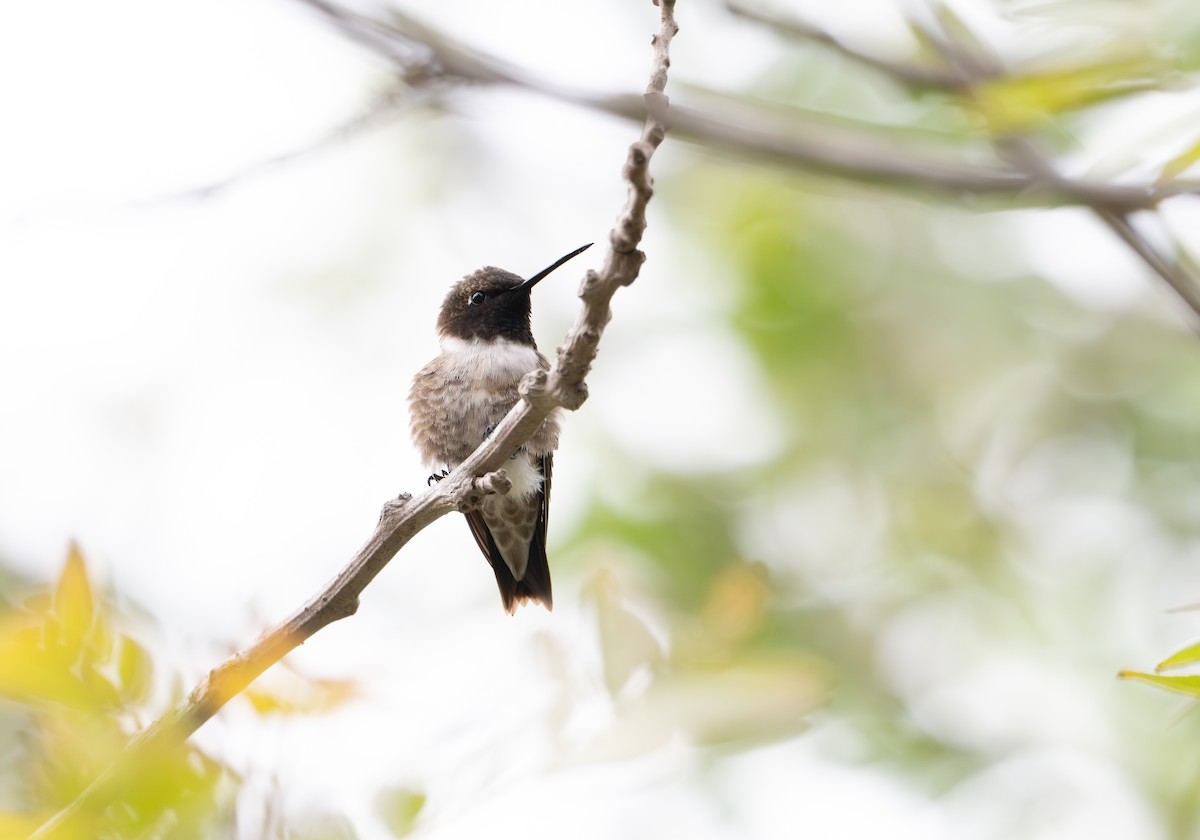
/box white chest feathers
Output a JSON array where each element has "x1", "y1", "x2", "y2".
[{"x1": 439, "y1": 336, "x2": 541, "y2": 385}]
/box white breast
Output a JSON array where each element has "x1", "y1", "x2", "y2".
[{"x1": 439, "y1": 336, "x2": 541, "y2": 384}]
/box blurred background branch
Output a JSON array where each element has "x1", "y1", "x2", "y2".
[{"x1": 294, "y1": 2, "x2": 1197, "y2": 204}]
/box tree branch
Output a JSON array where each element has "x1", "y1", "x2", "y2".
[
  {"x1": 291, "y1": 0, "x2": 1190, "y2": 210},
  {"x1": 27, "y1": 1, "x2": 678, "y2": 837}
]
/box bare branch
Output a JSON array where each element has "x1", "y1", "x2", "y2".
[{"x1": 27, "y1": 2, "x2": 678, "y2": 837}]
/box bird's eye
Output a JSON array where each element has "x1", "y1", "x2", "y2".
[{"x1": 469, "y1": 291, "x2": 486, "y2": 306}]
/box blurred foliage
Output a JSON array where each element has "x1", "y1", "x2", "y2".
[
  {"x1": 562, "y1": 0, "x2": 1200, "y2": 822},
  {"x1": 1122, "y1": 632, "x2": 1200, "y2": 698},
  {"x1": 0, "y1": 544, "x2": 233, "y2": 838},
  {"x1": 506, "y1": 1, "x2": 1200, "y2": 835},
  {"x1": 0, "y1": 547, "x2": 375, "y2": 839},
  {"x1": 244, "y1": 667, "x2": 358, "y2": 716},
  {"x1": 575, "y1": 567, "x2": 826, "y2": 758},
  {"x1": 373, "y1": 787, "x2": 425, "y2": 838},
  {"x1": 973, "y1": 55, "x2": 1172, "y2": 131}
]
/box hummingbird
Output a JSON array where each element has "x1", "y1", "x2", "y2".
[{"x1": 408, "y1": 243, "x2": 592, "y2": 613}]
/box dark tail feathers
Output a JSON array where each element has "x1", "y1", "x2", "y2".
[{"x1": 488, "y1": 531, "x2": 553, "y2": 614}]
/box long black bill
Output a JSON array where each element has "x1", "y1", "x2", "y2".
[{"x1": 516, "y1": 242, "x2": 593, "y2": 292}]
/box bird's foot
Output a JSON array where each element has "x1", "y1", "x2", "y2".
[{"x1": 427, "y1": 468, "x2": 450, "y2": 486}]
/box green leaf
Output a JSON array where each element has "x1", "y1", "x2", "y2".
[
  {"x1": 1118, "y1": 670, "x2": 1200, "y2": 698},
  {"x1": 1153, "y1": 640, "x2": 1200, "y2": 672},
  {"x1": 374, "y1": 787, "x2": 425, "y2": 838}
]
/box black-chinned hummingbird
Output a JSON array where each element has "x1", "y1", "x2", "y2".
[{"x1": 408, "y1": 243, "x2": 592, "y2": 613}]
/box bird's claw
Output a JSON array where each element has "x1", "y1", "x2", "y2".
[{"x1": 427, "y1": 468, "x2": 450, "y2": 486}]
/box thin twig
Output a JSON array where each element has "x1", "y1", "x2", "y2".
[
  {"x1": 137, "y1": 82, "x2": 427, "y2": 206},
  {"x1": 1097, "y1": 209, "x2": 1200, "y2": 324},
  {"x1": 724, "y1": 0, "x2": 970, "y2": 90},
  {"x1": 27, "y1": 2, "x2": 678, "y2": 837}
]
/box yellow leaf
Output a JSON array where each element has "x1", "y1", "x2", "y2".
[
  {"x1": 1118, "y1": 670, "x2": 1200, "y2": 698},
  {"x1": 0, "y1": 618, "x2": 92, "y2": 708},
  {"x1": 54, "y1": 542, "x2": 94, "y2": 658},
  {"x1": 975, "y1": 57, "x2": 1166, "y2": 132},
  {"x1": 118, "y1": 635, "x2": 154, "y2": 703},
  {"x1": 0, "y1": 650, "x2": 87, "y2": 706},
  {"x1": 1159, "y1": 139, "x2": 1200, "y2": 184},
  {"x1": 86, "y1": 607, "x2": 113, "y2": 666}
]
